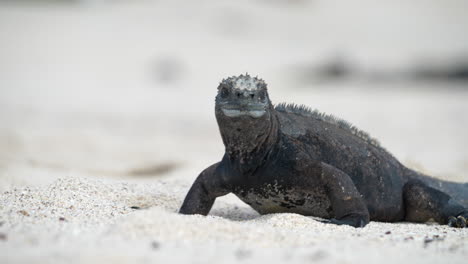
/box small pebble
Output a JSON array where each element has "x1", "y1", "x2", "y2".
[
  {"x1": 423, "y1": 235, "x2": 445, "y2": 247},
  {"x1": 423, "y1": 237, "x2": 434, "y2": 247},
  {"x1": 0, "y1": 233, "x2": 7, "y2": 241},
  {"x1": 18, "y1": 210, "x2": 30, "y2": 216}
]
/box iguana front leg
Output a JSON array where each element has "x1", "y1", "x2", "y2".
[
  {"x1": 179, "y1": 162, "x2": 230, "y2": 215},
  {"x1": 318, "y1": 162, "x2": 370, "y2": 227}
]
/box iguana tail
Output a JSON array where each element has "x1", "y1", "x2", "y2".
[{"x1": 406, "y1": 169, "x2": 468, "y2": 208}]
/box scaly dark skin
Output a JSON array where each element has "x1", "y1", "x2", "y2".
[{"x1": 180, "y1": 74, "x2": 468, "y2": 228}]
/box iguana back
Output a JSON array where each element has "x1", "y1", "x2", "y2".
[{"x1": 275, "y1": 103, "x2": 468, "y2": 208}]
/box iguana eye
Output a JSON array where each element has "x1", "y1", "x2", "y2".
[
  {"x1": 258, "y1": 90, "x2": 266, "y2": 100},
  {"x1": 220, "y1": 87, "x2": 229, "y2": 98}
]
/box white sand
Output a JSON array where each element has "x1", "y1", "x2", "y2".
[
  {"x1": 1, "y1": 0, "x2": 468, "y2": 263},
  {"x1": 0, "y1": 177, "x2": 467, "y2": 263}
]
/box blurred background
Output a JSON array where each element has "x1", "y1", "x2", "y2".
[{"x1": 1, "y1": 0, "x2": 467, "y2": 190}]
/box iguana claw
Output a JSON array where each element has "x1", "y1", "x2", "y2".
[{"x1": 448, "y1": 216, "x2": 466, "y2": 228}]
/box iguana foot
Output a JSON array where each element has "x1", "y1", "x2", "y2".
[
  {"x1": 448, "y1": 215, "x2": 467, "y2": 228},
  {"x1": 319, "y1": 214, "x2": 369, "y2": 228},
  {"x1": 330, "y1": 217, "x2": 368, "y2": 228}
]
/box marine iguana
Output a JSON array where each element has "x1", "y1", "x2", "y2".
[{"x1": 179, "y1": 74, "x2": 468, "y2": 228}]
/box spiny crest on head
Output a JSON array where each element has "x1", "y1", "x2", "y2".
[{"x1": 219, "y1": 73, "x2": 267, "y2": 92}]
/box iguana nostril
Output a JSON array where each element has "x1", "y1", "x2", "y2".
[
  {"x1": 236, "y1": 92, "x2": 242, "y2": 98},
  {"x1": 250, "y1": 93, "x2": 255, "y2": 99}
]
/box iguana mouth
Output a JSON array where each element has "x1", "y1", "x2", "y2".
[
  {"x1": 221, "y1": 108, "x2": 266, "y2": 118},
  {"x1": 220, "y1": 103, "x2": 267, "y2": 118}
]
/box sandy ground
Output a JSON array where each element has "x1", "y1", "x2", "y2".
[
  {"x1": 1, "y1": 0, "x2": 468, "y2": 263},
  {"x1": 1, "y1": 177, "x2": 467, "y2": 264}
]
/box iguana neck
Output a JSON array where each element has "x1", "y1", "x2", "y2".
[{"x1": 218, "y1": 110, "x2": 279, "y2": 175}]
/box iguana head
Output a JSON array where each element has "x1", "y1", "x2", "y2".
[
  {"x1": 215, "y1": 74, "x2": 271, "y2": 118},
  {"x1": 214, "y1": 74, "x2": 278, "y2": 162}
]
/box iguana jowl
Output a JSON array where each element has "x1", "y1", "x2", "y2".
[{"x1": 180, "y1": 74, "x2": 468, "y2": 228}]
